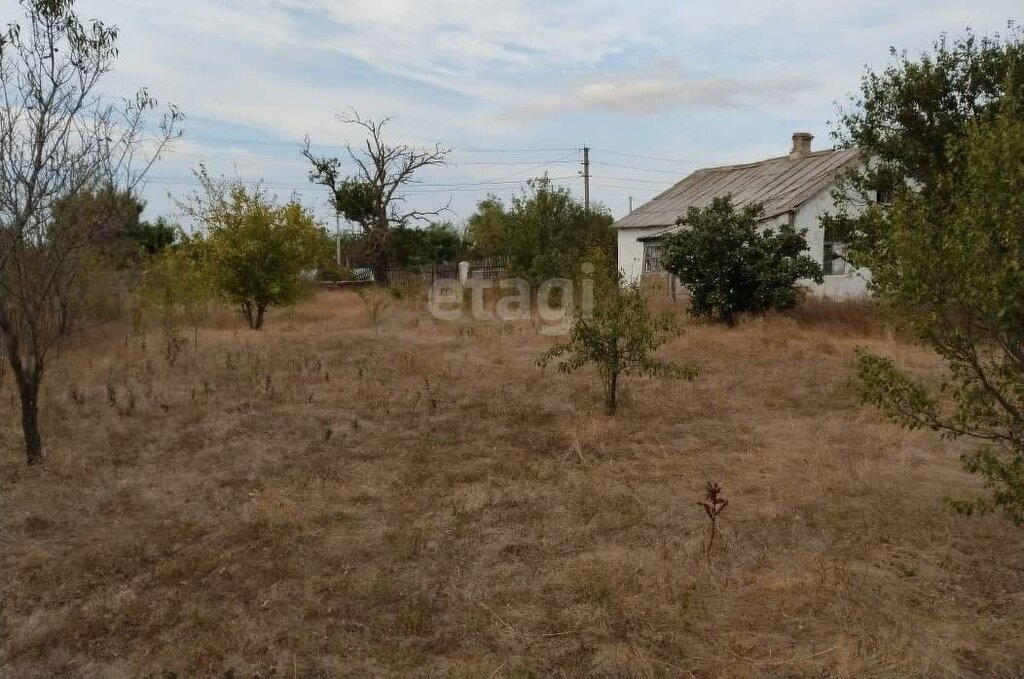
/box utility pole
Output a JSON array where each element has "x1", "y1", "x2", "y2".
[
  {"x1": 334, "y1": 212, "x2": 342, "y2": 267},
  {"x1": 581, "y1": 145, "x2": 590, "y2": 214}
]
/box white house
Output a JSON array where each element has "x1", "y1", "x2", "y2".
[{"x1": 613, "y1": 132, "x2": 871, "y2": 299}]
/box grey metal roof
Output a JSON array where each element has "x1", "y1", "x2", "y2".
[{"x1": 614, "y1": 147, "x2": 861, "y2": 233}]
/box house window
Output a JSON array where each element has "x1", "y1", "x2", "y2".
[
  {"x1": 643, "y1": 242, "x2": 663, "y2": 272},
  {"x1": 823, "y1": 241, "x2": 849, "y2": 275},
  {"x1": 874, "y1": 176, "x2": 895, "y2": 205}
]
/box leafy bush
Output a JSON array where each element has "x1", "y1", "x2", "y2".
[
  {"x1": 315, "y1": 262, "x2": 356, "y2": 282},
  {"x1": 141, "y1": 237, "x2": 212, "y2": 345},
  {"x1": 391, "y1": 222, "x2": 465, "y2": 266},
  {"x1": 662, "y1": 196, "x2": 823, "y2": 325},
  {"x1": 181, "y1": 168, "x2": 323, "y2": 330},
  {"x1": 538, "y1": 265, "x2": 696, "y2": 415}
]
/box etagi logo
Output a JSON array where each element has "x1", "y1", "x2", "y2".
[{"x1": 427, "y1": 264, "x2": 595, "y2": 336}]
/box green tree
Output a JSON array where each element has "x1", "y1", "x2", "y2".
[
  {"x1": 52, "y1": 187, "x2": 176, "y2": 267},
  {"x1": 132, "y1": 216, "x2": 177, "y2": 257},
  {"x1": 464, "y1": 195, "x2": 509, "y2": 259},
  {"x1": 856, "y1": 104, "x2": 1024, "y2": 524},
  {"x1": 824, "y1": 25, "x2": 1024, "y2": 253},
  {"x1": 391, "y1": 221, "x2": 464, "y2": 266},
  {"x1": 538, "y1": 258, "x2": 696, "y2": 415},
  {"x1": 464, "y1": 177, "x2": 614, "y2": 285},
  {"x1": 304, "y1": 110, "x2": 450, "y2": 285},
  {"x1": 183, "y1": 169, "x2": 323, "y2": 330},
  {"x1": 662, "y1": 196, "x2": 823, "y2": 325}
]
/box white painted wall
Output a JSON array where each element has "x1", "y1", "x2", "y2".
[
  {"x1": 616, "y1": 226, "x2": 665, "y2": 283},
  {"x1": 810, "y1": 271, "x2": 872, "y2": 298},
  {"x1": 791, "y1": 188, "x2": 870, "y2": 298}
]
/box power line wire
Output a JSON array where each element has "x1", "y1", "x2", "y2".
[
  {"x1": 590, "y1": 147, "x2": 706, "y2": 165},
  {"x1": 145, "y1": 174, "x2": 579, "y2": 192},
  {"x1": 592, "y1": 175, "x2": 671, "y2": 185},
  {"x1": 591, "y1": 160, "x2": 686, "y2": 175},
  {"x1": 180, "y1": 135, "x2": 577, "y2": 155},
  {"x1": 591, "y1": 182, "x2": 661, "y2": 192},
  {"x1": 164, "y1": 147, "x2": 579, "y2": 167}
]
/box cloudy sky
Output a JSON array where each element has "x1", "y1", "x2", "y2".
[{"x1": 22, "y1": 0, "x2": 1021, "y2": 227}]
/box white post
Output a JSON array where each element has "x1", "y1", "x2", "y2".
[
  {"x1": 458, "y1": 261, "x2": 470, "y2": 285},
  {"x1": 334, "y1": 214, "x2": 342, "y2": 266}
]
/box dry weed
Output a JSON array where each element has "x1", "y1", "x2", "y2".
[{"x1": 0, "y1": 291, "x2": 1021, "y2": 677}]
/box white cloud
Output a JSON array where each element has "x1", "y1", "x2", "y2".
[
  {"x1": 517, "y1": 62, "x2": 821, "y2": 117},
  {"x1": 75, "y1": 0, "x2": 1022, "y2": 137}
]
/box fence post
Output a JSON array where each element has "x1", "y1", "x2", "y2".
[{"x1": 458, "y1": 261, "x2": 470, "y2": 285}]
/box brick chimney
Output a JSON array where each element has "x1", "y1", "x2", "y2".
[{"x1": 790, "y1": 132, "x2": 813, "y2": 158}]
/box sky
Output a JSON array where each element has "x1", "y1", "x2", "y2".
[{"x1": 11, "y1": 0, "x2": 1020, "y2": 229}]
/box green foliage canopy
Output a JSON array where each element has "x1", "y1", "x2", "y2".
[
  {"x1": 825, "y1": 25, "x2": 1024, "y2": 252},
  {"x1": 662, "y1": 196, "x2": 823, "y2": 325},
  {"x1": 391, "y1": 222, "x2": 464, "y2": 266},
  {"x1": 183, "y1": 169, "x2": 323, "y2": 330},
  {"x1": 856, "y1": 103, "x2": 1024, "y2": 524},
  {"x1": 51, "y1": 186, "x2": 176, "y2": 267},
  {"x1": 464, "y1": 196, "x2": 509, "y2": 260}
]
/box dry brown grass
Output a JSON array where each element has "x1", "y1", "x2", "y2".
[{"x1": 1, "y1": 291, "x2": 1022, "y2": 678}]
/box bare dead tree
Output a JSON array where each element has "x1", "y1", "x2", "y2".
[
  {"x1": 0, "y1": 0, "x2": 183, "y2": 465},
  {"x1": 303, "y1": 108, "x2": 450, "y2": 285}
]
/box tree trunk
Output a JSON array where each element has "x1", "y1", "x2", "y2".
[
  {"x1": 57, "y1": 294, "x2": 73, "y2": 336},
  {"x1": 241, "y1": 301, "x2": 267, "y2": 330},
  {"x1": 19, "y1": 376, "x2": 43, "y2": 465},
  {"x1": 369, "y1": 222, "x2": 392, "y2": 287},
  {"x1": 241, "y1": 302, "x2": 257, "y2": 330},
  {"x1": 604, "y1": 370, "x2": 619, "y2": 415},
  {"x1": 372, "y1": 249, "x2": 391, "y2": 287},
  {"x1": 0, "y1": 314, "x2": 45, "y2": 465}
]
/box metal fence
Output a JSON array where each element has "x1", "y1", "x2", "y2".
[
  {"x1": 385, "y1": 259, "x2": 508, "y2": 287},
  {"x1": 466, "y1": 258, "x2": 507, "y2": 280}
]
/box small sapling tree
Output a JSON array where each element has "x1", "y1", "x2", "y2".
[
  {"x1": 538, "y1": 262, "x2": 696, "y2": 415},
  {"x1": 0, "y1": 0, "x2": 183, "y2": 464}
]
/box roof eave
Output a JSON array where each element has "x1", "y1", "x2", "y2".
[{"x1": 636, "y1": 208, "x2": 798, "y2": 242}]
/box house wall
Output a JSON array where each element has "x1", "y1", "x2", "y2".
[
  {"x1": 616, "y1": 226, "x2": 666, "y2": 283},
  {"x1": 792, "y1": 189, "x2": 871, "y2": 299}
]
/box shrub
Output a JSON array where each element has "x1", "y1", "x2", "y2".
[
  {"x1": 181, "y1": 168, "x2": 324, "y2": 330},
  {"x1": 141, "y1": 237, "x2": 212, "y2": 338},
  {"x1": 662, "y1": 196, "x2": 823, "y2": 325},
  {"x1": 464, "y1": 177, "x2": 615, "y2": 286},
  {"x1": 538, "y1": 266, "x2": 696, "y2": 415},
  {"x1": 315, "y1": 262, "x2": 356, "y2": 282}
]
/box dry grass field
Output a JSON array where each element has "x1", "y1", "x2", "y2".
[{"x1": 1, "y1": 289, "x2": 1022, "y2": 678}]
